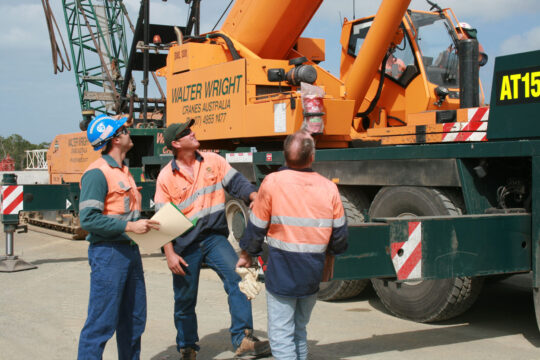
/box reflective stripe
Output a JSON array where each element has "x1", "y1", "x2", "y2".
[
  {"x1": 267, "y1": 236, "x2": 327, "y2": 254},
  {"x1": 271, "y1": 216, "x2": 333, "y2": 228},
  {"x1": 80, "y1": 200, "x2": 104, "y2": 211},
  {"x1": 106, "y1": 210, "x2": 141, "y2": 221},
  {"x1": 155, "y1": 202, "x2": 166, "y2": 211},
  {"x1": 333, "y1": 215, "x2": 346, "y2": 228},
  {"x1": 123, "y1": 196, "x2": 130, "y2": 213},
  {"x1": 118, "y1": 181, "x2": 131, "y2": 191},
  {"x1": 250, "y1": 211, "x2": 268, "y2": 229},
  {"x1": 222, "y1": 168, "x2": 238, "y2": 187},
  {"x1": 178, "y1": 183, "x2": 223, "y2": 211},
  {"x1": 188, "y1": 203, "x2": 225, "y2": 221}
]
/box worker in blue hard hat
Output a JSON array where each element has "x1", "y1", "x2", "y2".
[
  {"x1": 78, "y1": 114, "x2": 160, "y2": 359},
  {"x1": 86, "y1": 114, "x2": 129, "y2": 151}
]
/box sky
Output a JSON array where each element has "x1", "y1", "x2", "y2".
[{"x1": 2, "y1": 0, "x2": 540, "y2": 145}]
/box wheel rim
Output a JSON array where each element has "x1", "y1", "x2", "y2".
[{"x1": 369, "y1": 187, "x2": 481, "y2": 322}]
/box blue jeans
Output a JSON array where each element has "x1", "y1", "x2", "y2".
[
  {"x1": 78, "y1": 242, "x2": 146, "y2": 360},
  {"x1": 172, "y1": 234, "x2": 253, "y2": 351},
  {"x1": 266, "y1": 290, "x2": 317, "y2": 360}
]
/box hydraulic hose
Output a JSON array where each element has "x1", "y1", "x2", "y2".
[
  {"x1": 354, "y1": 51, "x2": 391, "y2": 128},
  {"x1": 206, "y1": 33, "x2": 241, "y2": 60}
]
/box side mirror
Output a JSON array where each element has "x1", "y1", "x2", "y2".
[
  {"x1": 267, "y1": 68, "x2": 285, "y2": 82},
  {"x1": 434, "y1": 86, "x2": 449, "y2": 107}
]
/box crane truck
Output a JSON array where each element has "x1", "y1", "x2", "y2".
[{"x1": 2, "y1": 0, "x2": 540, "y2": 330}]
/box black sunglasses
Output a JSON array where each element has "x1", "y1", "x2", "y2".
[
  {"x1": 464, "y1": 28, "x2": 477, "y2": 39},
  {"x1": 175, "y1": 128, "x2": 192, "y2": 140},
  {"x1": 114, "y1": 127, "x2": 129, "y2": 137}
]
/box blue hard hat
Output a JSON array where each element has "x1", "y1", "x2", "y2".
[{"x1": 87, "y1": 114, "x2": 128, "y2": 151}]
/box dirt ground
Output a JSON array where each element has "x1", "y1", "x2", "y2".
[{"x1": 1, "y1": 230, "x2": 539, "y2": 359}]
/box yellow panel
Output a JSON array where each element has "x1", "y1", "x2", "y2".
[
  {"x1": 221, "y1": 0, "x2": 323, "y2": 59},
  {"x1": 406, "y1": 111, "x2": 437, "y2": 126},
  {"x1": 404, "y1": 72, "x2": 431, "y2": 114},
  {"x1": 323, "y1": 99, "x2": 355, "y2": 135},
  {"x1": 47, "y1": 133, "x2": 99, "y2": 184},
  {"x1": 244, "y1": 99, "x2": 303, "y2": 137},
  {"x1": 311, "y1": 62, "x2": 344, "y2": 100},
  {"x1": 167, "y1": 60, "x2": 247, "y2": 140},
  {"x1": 381, "y1": 133, "x2": 444, "y2": 145},
  {"x1": 167, "y1": 43, "x2": 231, "y2": 74},
  {"x1": 295, "y1": 37, "x2": 325, "y2": 62},
  {"x1": 367, "y1": 126, "x2": 416, "y2": 137}
]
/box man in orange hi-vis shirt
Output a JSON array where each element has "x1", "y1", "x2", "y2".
[
  {"x1": 154, "y1": 119, "x2": 271, "y2": 360},
  {"x1": 237, "y1": 130, "x2": 349, "y2": 360}
]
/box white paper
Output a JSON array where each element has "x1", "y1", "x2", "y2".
[
  {"x1": 274, "y1": 102, "x2": 287, "y2": 133},
  {"x1": 128, "y1": 202, "x2": 194, "y2": 253}
]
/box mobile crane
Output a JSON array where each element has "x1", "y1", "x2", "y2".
[
  {"x1": 3, "y1": 0, "x2": 540, "y2": 330},
  {"x1": 154, "y1": 0, "x2": 494, "y2": 319}
]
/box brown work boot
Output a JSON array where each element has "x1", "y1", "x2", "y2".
[
  {"x1": 180, "y1": 347, "x2": 197, "y2": 360},
  {"x1": 234, "y1": 329, "x2": 272, "y2": 359}
]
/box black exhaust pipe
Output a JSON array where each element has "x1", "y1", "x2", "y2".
[{"x1": 458, "y1": 39, "x2": 479, "y2": 108}]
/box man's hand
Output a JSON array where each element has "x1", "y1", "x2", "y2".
[
  {"x1": 321, "y1": 254, "x2": 335, "y2": 282},
  {"x1": 235, "y1": 267, "x2": 261, "y2": 300},
  {"x1": 248, "y1": 191, "x2": 257, "y2": 209},
  {"x1": 236, "y1": 250, "x2": 253, "y2": 268},
  {"x1": 163, "y1": 242, "x2": 189, "y2": 276},
  {"x1": 126, "y1": 219, "x2": 160, "y2": 234},
  {"x1": 249, "y1": 192, "x2": 257, "y2": 202}
]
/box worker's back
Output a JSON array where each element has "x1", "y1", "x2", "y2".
[
  {"x1": 264, "y1": 169, "x2": 340, "y2": 246},
  {"x1": 253, "y1": 167, "x2": 345, "y2": 297}
]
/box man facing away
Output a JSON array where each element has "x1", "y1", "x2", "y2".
[
  {"x1": 154, "y1": 119, "x2": 271, "y2": 360},
  {"x1": 237, "y1": 130, "x2": 349, "y2": 360},
  {"x1": 78, "y1": 115, "x2": 160, "y2": 359}
]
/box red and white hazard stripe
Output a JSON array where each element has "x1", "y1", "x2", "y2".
[
  {"x1": 391, "y1": 221, "x2": 422, "y2": 280},
  {"x1": 1, "y1": 185, "x2": 23, "y2": 215},
  {"x1": 442, "y1": 107, "x2": 489, "y2": 142},
  {"x1": 468, "y1": 107, "x2": 490, "y2": 122}
]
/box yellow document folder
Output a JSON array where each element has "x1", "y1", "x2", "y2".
[{"x1": 128, "y1": 202, "x2": 195, "y2": 253}]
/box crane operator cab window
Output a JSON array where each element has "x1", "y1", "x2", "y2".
[
  {"x1": 409, "y1": 12, "x2": 460, "y2": 89},
  {"x1": 348, "y1": 20, "x2": 418, "y2": 85}
]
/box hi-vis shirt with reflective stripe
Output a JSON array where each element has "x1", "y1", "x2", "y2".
[
  {"x1": 79, "y1": 155, "x2": 142, "y2": 243},
  {"x1": 154, "y1": 151, "x2": 255, "y2": 252},
  {"x1": 240, "y1": 167, "x2": 348, "y2": 297}
]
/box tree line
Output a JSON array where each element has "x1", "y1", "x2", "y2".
[{"x1": 0, "y1": 135, "x2": 50, "y2": 170}]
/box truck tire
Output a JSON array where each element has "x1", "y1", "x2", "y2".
[
  {"x1": 225, "y1": 198, "x2": 249, "y2": 254},
  {"x1": 369, "y1": 186, "x2": 484, "y2": 322},
  {"x1": 318, "y1": 187, "x2": 370, "y2": 301}
]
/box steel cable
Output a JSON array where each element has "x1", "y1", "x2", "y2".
[
  {"x1": 41, "y1": 0, "x2": 71, "y2": 74},
  {"x1": 211, "y1": 0, "x2": 234, "y2": 31}
]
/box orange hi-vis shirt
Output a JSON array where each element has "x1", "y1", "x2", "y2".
[
  {"x1": 79, "y1": 155, "x2": 142, "y2": 243},
  {"x1": 240, "y1": 167, "x2": 348, "y2": 297},
  {"x1": 154, "y1": 151, "x2": 255, "y2": 253}
]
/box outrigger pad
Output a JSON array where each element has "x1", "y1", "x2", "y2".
[{"x1": 0, "y1": 256, "x2": 37, "y2": 272}]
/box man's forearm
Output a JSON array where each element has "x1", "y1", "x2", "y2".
[{"x1": 163, "y1": 242, "x2": 176, "y2": 257}]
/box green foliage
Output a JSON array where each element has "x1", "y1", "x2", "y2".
[{"x1": 0, "y1": 135, "x2": 50, "y2": 170}]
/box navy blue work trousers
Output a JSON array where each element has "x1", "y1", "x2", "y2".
[
  {"x1": 172, "y1": 234, "x2": 253, "y2": 351},
  {"x1": 78, "y1": 242, "x2": 147, "y2": 360}
]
